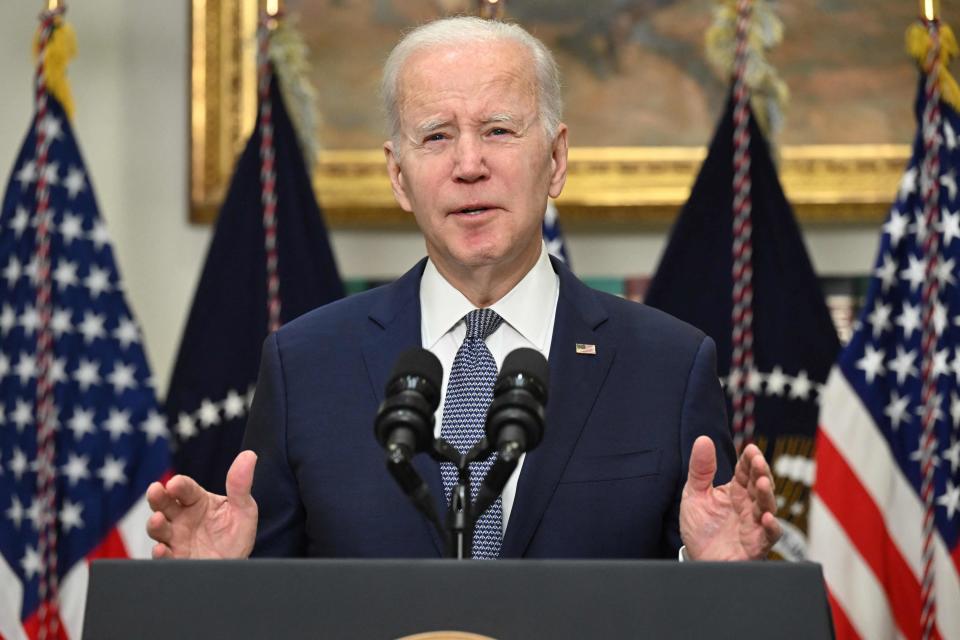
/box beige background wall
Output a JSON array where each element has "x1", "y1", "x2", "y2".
[{"x1": 0, "y1": 1, "x2": 884, "y2": 395}]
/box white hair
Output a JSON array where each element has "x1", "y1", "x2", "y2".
[{"x1": 381, "y1": 16, "x2": 562, "y2": 150}]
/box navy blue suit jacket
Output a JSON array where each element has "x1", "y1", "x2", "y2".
[{"x1": 243, "y1": 257, "x2": 735, "y2": 558}]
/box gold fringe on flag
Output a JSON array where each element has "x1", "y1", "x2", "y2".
[
  {"x1": 705, "y1": 0, "x2": 788, "y2": 138},
  {"x1": 268, "y1": 14, "x2": 319, "y2": 170},
  {"x1": 906, "y1": 21, "x2": 960, "y2": 113},
  {"x1": 33, "y1": 17, "x2": 76, "y2": 121}
]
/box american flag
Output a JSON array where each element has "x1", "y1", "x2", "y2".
[
  {"x1": 0, "y1": 14, "x2": 169, "y2": 639},
  {"x1": 808, "y1": 69, "x2": 960, "y2": 640},
  {"x1": 542, "y1": 200, "x2": 571, "y2": 266}
]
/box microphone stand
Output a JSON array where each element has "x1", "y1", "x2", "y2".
[{"x1": 384, "y1": 436, "x2": 511, "y2": 560}]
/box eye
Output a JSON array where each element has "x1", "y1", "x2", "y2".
[
  {"x1": 488, "y1": 127, "x2": 511, "y2": 136},
  {"x1": 423, "y1": 132, "x2": 446, "y2": 143}
]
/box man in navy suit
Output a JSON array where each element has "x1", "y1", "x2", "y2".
[{"x1": 146, "y1": 17, "x2": 781, "y2": 561}]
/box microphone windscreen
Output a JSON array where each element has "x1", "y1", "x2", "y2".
[
  {"x1": 390, "y1": 348, "x2": 443, "y2": 392},
  {"x1": 500, "y1": 347, "x2": 549, "y2": 391}
]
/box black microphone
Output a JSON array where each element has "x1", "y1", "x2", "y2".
[
  {"x1": 473, "y1": 347, "x2": 549, "y2": 519},
  {"x1": 487, "y1": 347, "x2": 548, "y2": 454},
  {"x1": 374, "y1": 348, "x2": 442, "y2": 461},
  {"x1": 374, "y1": 348, "x2": 444, "y2": 533}
]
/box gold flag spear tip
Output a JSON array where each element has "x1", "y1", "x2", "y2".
[
  {"x1": 264, "y1": 0, "x2": 282, "y2": 30},
  {"x1": 46, "y1": 0, "x2": 62, "y2": 10},
  {"x1": 922, "y1": 0, "x2": 941, "y2": 21}
]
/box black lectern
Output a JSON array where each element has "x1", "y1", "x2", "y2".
[{"x1": 83, "y1": 559, "x2": 833, "y2": 639}]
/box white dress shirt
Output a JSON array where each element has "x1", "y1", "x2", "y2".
[{"x1": 419, "y1": 243, "x2": 559, "y2": 534}]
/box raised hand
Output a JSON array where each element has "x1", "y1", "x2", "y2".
[
  {"x1": 146, "y1": 450, "x2": 259, "y2": 559},
  {"x1": 679, "y1": 436, "x2": 781, "y2": 561}
]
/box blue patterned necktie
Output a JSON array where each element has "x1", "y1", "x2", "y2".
[{"x1": 440, "y1": 308, "x2": 504, "y2": 559}]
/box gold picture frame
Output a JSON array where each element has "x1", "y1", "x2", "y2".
[{"x1": 190, "y1": 0, "x2": 908, "y2": 229}]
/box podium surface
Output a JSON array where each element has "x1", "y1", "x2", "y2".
[{"x1": 84, "y1": 559, "x2": 832, "y2": 639}]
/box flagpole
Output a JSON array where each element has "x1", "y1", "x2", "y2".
[
  {"x1": 477, "y1": 0, "x2": 505, "y2": 20},
  {"x1": 916, "y1": 2, "x2": 944, "y2": 638}
]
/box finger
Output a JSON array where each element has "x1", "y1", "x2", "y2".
[
  {"x1": 733, "y1": 444, "x2": 756, "y2": 490},
  {"x1": 761, "y1": 511, "x2": 782, "y2": 544},
  {"x1": 753, "y1": 464, "x2": 778, "y2": 516},
  {"x1": 146, "y1": 511, "x2": 172, "y2": 544},
  {"x1": 165, "y1": 474, "x2": 207, "y2": 509},
  {"x1": 225, "y1": 450, "x2": 258, "y2": 510},
  {"x1": 152, "y1": 543, "x2": 173, "y2": 560},
  {"x1": 146, "y1": 481, "x2": 182, "y2": 520},
  {"x1": 686, "y1": 436, "x2": 717, "y2": 493}
]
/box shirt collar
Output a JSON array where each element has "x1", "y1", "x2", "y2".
[{"x1": 420, "y1": 243, "x2": 558, "y2": 350}]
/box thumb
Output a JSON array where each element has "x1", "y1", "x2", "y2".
[
  {"x1": 225, "y1": 450, "x2": 258, "y2": 509},
  {"x1": 686, "y1": 436, "x2": 717, "y2": 494}
]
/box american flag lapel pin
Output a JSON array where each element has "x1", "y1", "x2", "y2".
[{"x1": 575, "y1": 343, "x2": 597, "y2": 355}]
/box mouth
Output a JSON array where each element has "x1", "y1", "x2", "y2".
[{"x1": 450, "y1": 204, "x2": 497, "y2": 216}]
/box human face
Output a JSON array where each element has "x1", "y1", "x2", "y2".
[{"x1": 384, "y1": 39, "x2": 568, "y2": 286}]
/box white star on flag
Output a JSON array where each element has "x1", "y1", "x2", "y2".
[
  {"x1": 103, "y1": 409, "x2": 133, "y2": 440},
  {"x1": 856, "y1": 345, "x2": 886, "y2": 384},
  {"x1": 63, "y1": 165, "x2": 86, "y2": 199},
  {"x1": 20, "y1": 546, "x2": 41, "y2": 581},
  {"x1": 223, "y1": 390, "x2": 246, "y2": 419},
  {"x1": 78, "y1": 311, "x2": 106, "y2": 343},
  {"x1": 198, "y1": 399, "x2": 221, "y2": 427},
  {"x1": 3, "y1": 256, "x2": 21, "y2": 288},
  {"x1": 106, "y1": 362, "x2": 137, "y2": 394},
  {"x1": 889, "y1": 346, "x2": 918, "y2": 385},
  {"x1": 874, "y1": 253, "x2": 898, "y2": 291},
  {"x1": 896, "y1": 302, "x2": 922, "y2": 340},
  {"x1": 50, "y1": 307, "x2": 72, "y2": 337},
  {"x1": 59, "y1": 499, "x2": 84, "y2": 533},
  {"x1": 66, "y1": 407, "x2": 96, "y2": 441},
  {"x1": 60, "y1": 452, "x2": 91, "y2": 486},
  {"x1": 52, "y1": 258, "x2": 79, "y2": 290},
  {"x1": 14, "y1": 161, "x2": 37, "y2": 192},
  {"x1": 73, "y1": 358, "x2": 101, "y2": 391},
  {"x1": 884, "y1": 210, "x2": 910, "y2": 248},
  {"x1": 885, "y1": 391, "x2": 911, "y2": 430},
  {"x1": 0, "y1": 305, "x2": 15, "y2": 335},
  {"x1": 112, "y1": 317, "x2": 140, "y2": 349},
  {"x1": 59, "y1": 211, "x2": 84, "y2": 244},
  {"x1": 900, "y1": 254, "x2": 927, "y2": 292},
  {"x1": 5, "y1": 496, "x2": 24, "y2": 529},
  {"x1": 83, "y1": 265, "x2": 112, "y2": 298},
  {"x1": 176, "y1": 413, "x2": 197, "y2": 440},
  {"x1": 9, "y1": 448, "x2": 28, "y2": 480},
  {"x1": 140, "y1": 410, "x2": 169, "y2": 444},
  {"x1": 97, "y1": 455, "x2": 127, "y2": 490}
]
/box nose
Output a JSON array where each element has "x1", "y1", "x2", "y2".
[{"x1": 452, "y1": 135, "x2": 489, "y2": 183}]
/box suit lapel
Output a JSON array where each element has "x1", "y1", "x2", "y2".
[
  {"x1": 360, "y1": 259, "x2": 446, "y2": 556},
  {"x1": 500, "y1": 259, "x2": 614, "y2": 557}
]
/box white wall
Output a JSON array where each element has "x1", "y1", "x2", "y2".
[{"x1": 0, "y1": 1, "x2": 884, "y2": 396}]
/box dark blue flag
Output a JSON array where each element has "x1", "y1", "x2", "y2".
[
  {"x1": 0, "y1": 20, "x2": 169, "y2": 637},
  {"x1": 644, "y1": 95, "x2": 841, "y2": 559},
  {"x1": 165, "y1": 73, "x2": 344, "y2": 494}
]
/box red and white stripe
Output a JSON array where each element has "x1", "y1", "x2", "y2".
[
  {"x1": 0, "y1": 494, "x2": 158, "y2": 640},
  {"x1": 29, "y1": 11, "x2": 65, "y2": 639},
  {"x1": 809, "y1": 368, "x2": 960, "y2": 640},
  {"x1": 257, "y1": 14, "x2": 282, "y2": 334},
  {"x1": 729, "y1": 0, "x2": 756, "y2": 449}
]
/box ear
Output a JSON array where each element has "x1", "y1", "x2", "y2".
[
  {"x1": 384, "y1": 141, "x2": 413, "y2": 213},
  {"x1": 547, "y1": 123, "x2": 569, "y2": 199}
]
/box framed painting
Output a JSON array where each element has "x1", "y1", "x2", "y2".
[{"x1": 190, "y1": 0, "x2": 918, "y2": 228}]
